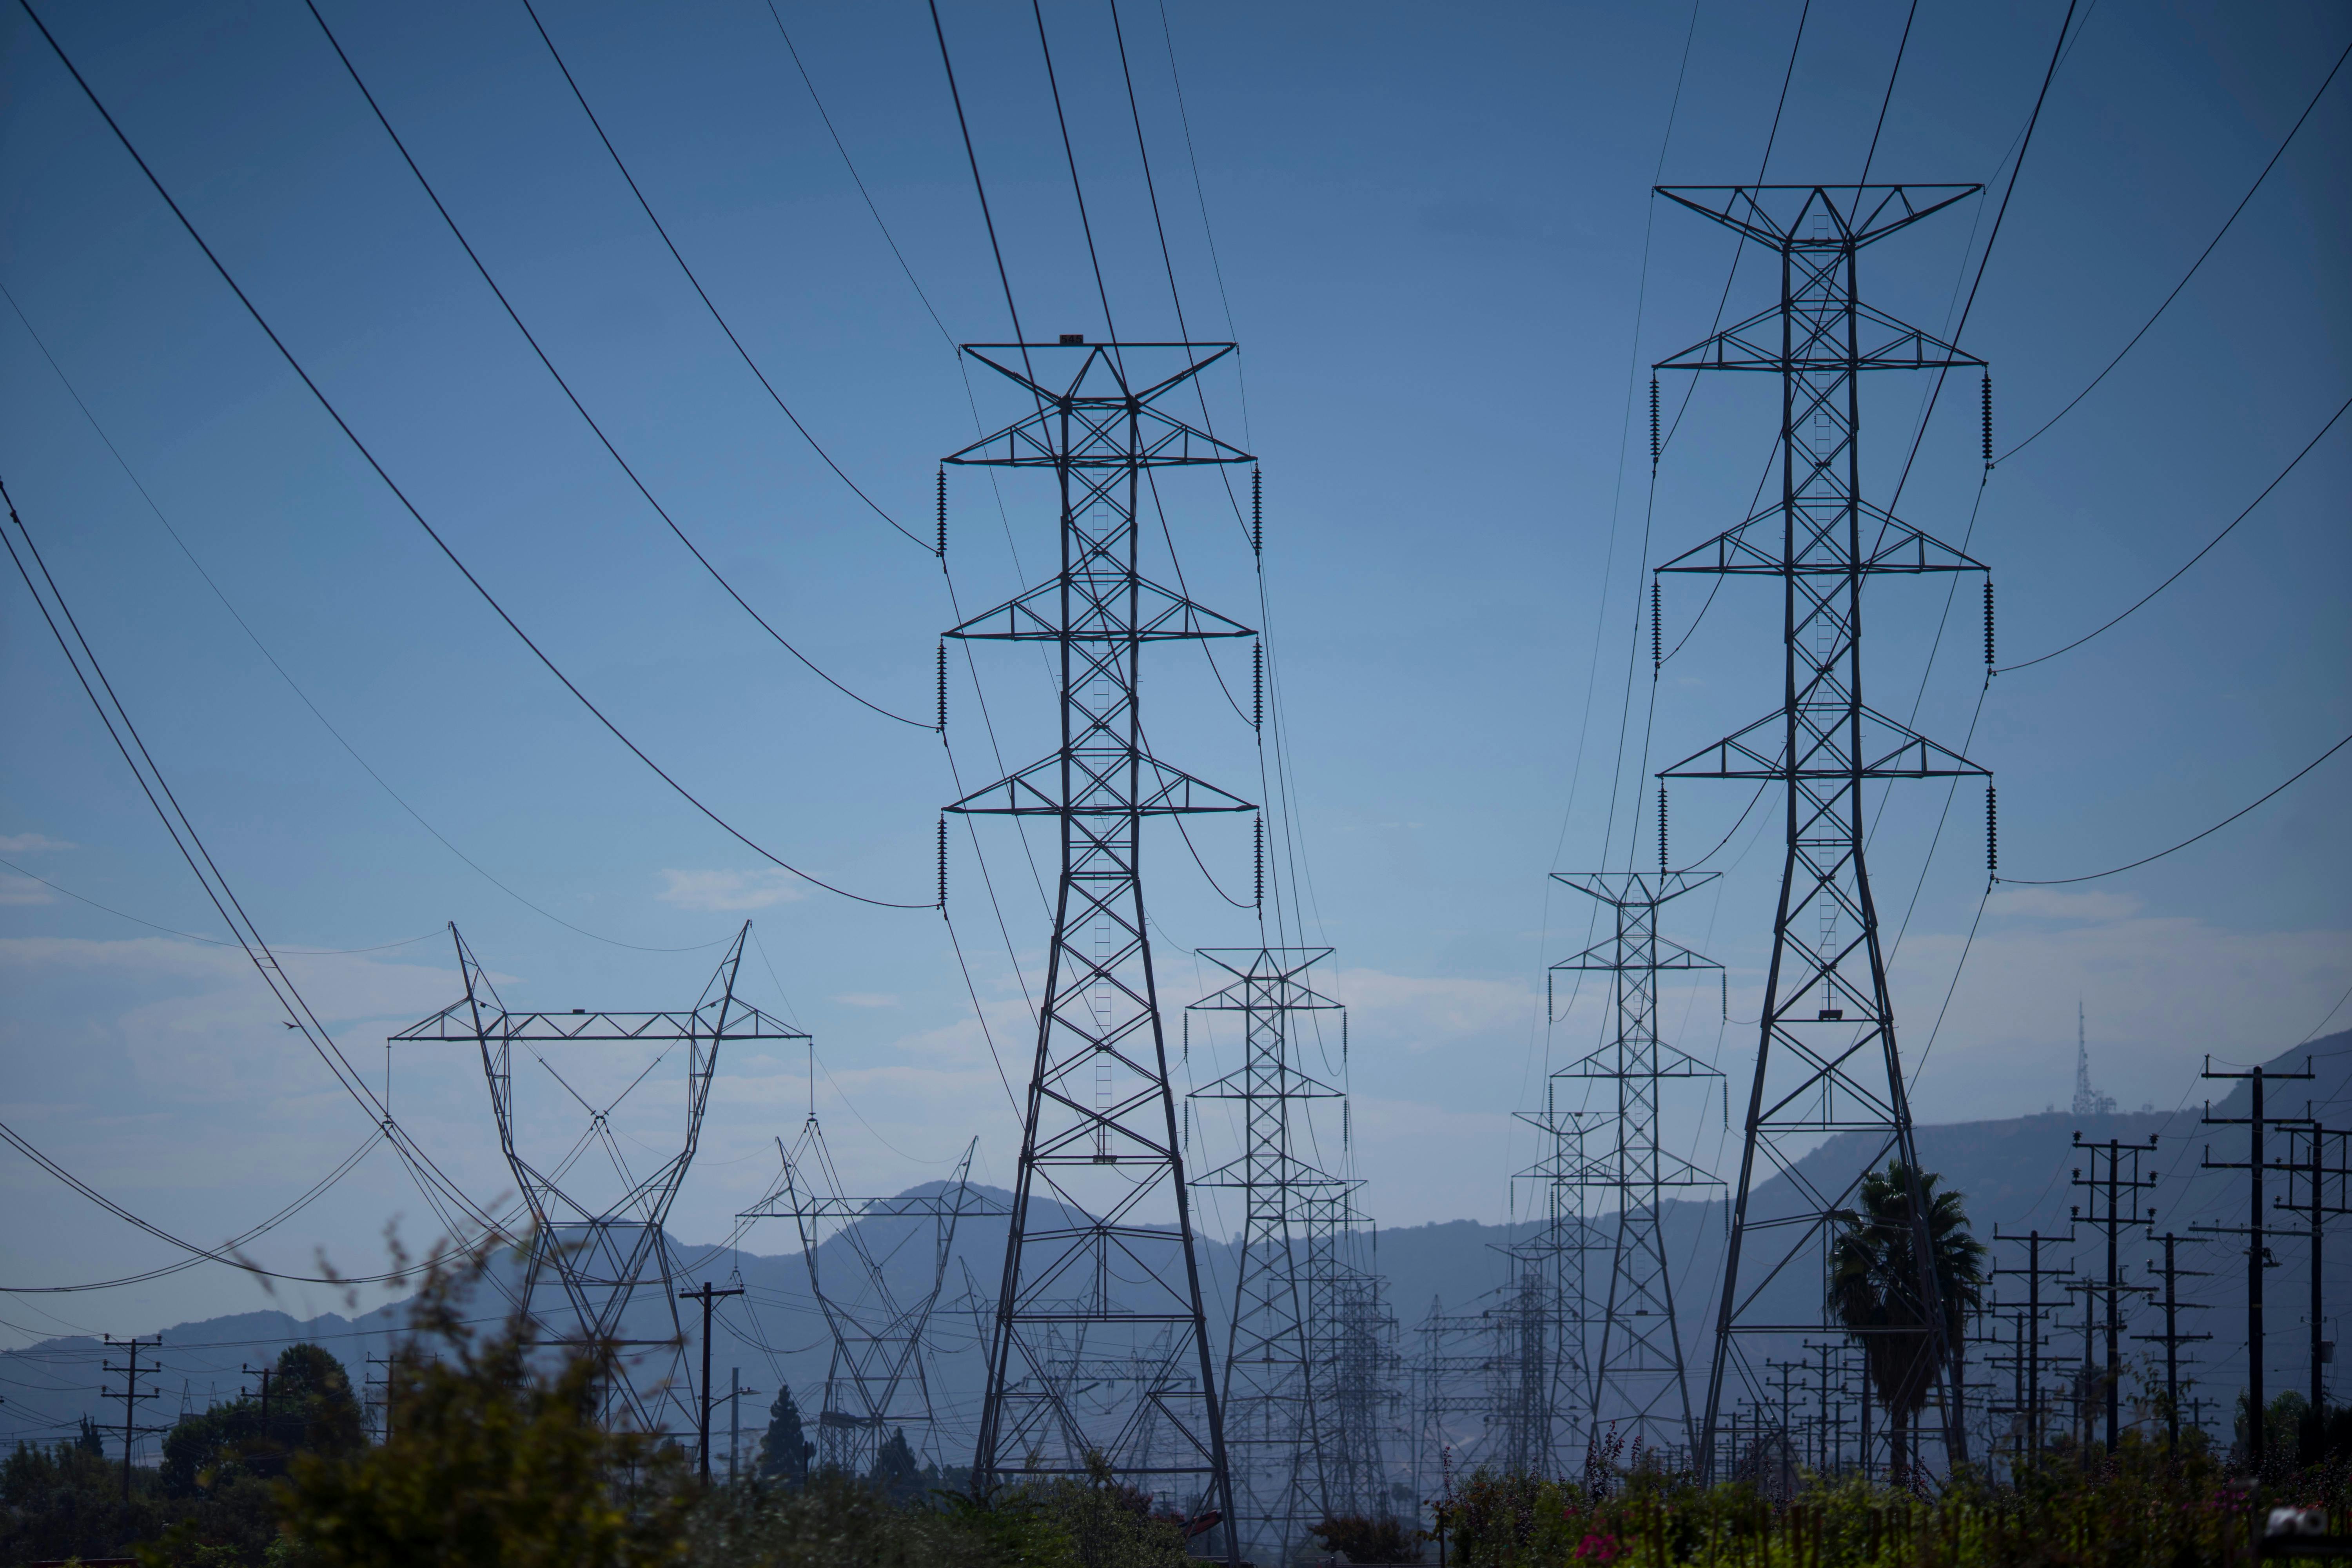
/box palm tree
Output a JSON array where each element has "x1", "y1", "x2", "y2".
[{"x1": 1828, "y1": 1162, "x2": 1986, "y2": 1486}]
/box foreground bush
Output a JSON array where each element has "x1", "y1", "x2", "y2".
[{"x1": 1436, "y1": 1437, "x2": 2308, "y2": 1566}]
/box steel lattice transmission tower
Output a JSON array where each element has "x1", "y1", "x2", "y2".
[
  {"x1": 1503, "y1": 1072, "x2": 1611, "y2": 1473},
  {"x1": 1187, "y1": 947, "x2": 1343, "y2": 1561},
  {"x1": 392, "y1": 922, "x2": 803, "y2": 1433},
  {"x1": 946, "y1": 340, "x2": 1252, "y2": 1532},
  {"x1": 1550, "y1": 870, "x2": 1724, "y2": 1454},
  {"x1": 739, "y1": 1123, "x2": 1006, "y2": 1475},
  {"x1": 1648, "y1": 186, "x2": 1992, "y2": 1479}
]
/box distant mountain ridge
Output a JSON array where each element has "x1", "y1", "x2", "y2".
[{"x1": 9, "y1": 1030, "x2": 2345, "y2": 1457}]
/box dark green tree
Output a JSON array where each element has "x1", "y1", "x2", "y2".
[
  {"x1": 757, "y1": 1385, "x2": 814, "y2": 1488},
  {"x1": 869, "y1": 1427, "x2": 921, "y2": 1503},
  {"x1": 1828, "y1": 1161, "x2": 1986, "y2": 1485}
]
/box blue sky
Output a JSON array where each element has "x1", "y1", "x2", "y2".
[{"x1": 0, "y1": 0, "x2": 2346, "y2": 1354}]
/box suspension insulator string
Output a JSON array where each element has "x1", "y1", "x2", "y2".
[
  {"x1": 1253, "y1": 815, "x2": 1265, "y2": 910},
  {"x1": 1658, "y1": 783, "x2": 1670, "y2": 875},
  {"x1": 936, "y1": 643, "x2": 948, "y2": 732},
  {"x1": 936, "y1": 468, "x2": 947, "y2": 558},
  {"x1": 1651, "y1": 581, "x2": 1663, "y2": 675},
  {"x1": 1251, "y1": 467, "x2": 1262, "y2": 559},
  {"x1": 936, "y1": 817, "x2": 948, "y2": 909},
  {"x1": 1980, "y1": 375, "x2": 1994, "y2": 470},
  {"x1": 1650, "y1": 376, "x2": 1661, "y2": 469},
  {"x1": 1983, "y1": 580, "x2": 1996, "y2": 670},
  {"x1": 1986, "y1": 785, "x2": 1999, "y2": 881},
  {"x1": 1183, "y1": 1011, "x2": 1189, "y2": 1068},
  {"x1": 1252, "y1": 641, "x2": 1264, "y2": 733}
]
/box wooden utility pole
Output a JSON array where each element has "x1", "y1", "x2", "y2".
[
  {"x1": 678, "y1": 1281, "x2": 744, "y2": 1482},
  {"x1": 2197, "y1": 1057, "x2": 2314, "y2": 1470},
  {"x1": 101, "y1": 1334, "x2": 164, "y2": 1502}
]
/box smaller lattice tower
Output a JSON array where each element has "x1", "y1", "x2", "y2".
[
  {"x1": 392, "y1": 923, "x2": 804, "y2": 1434},
  {"x1": 739, "y1": 1123, "x2": 1005, "y2": 1475}
]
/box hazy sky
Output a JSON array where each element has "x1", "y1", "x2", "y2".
[{"x1": 1, "y1": 0, "x2": 2347, "y2": 1367}]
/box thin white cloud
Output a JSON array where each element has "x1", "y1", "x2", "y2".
[
  {"x1": 0, "y1": 873, "x2": 55, "y2": 906},
  {"x1": 655, "y1": 868, "x2": 806, "y2": 912},
  {"x1": 0, "y1": 833, "x2": 74, "y2": 853},
  {"x1": 831, "y1": 992, "x2": 898, "y2": 1009},
  {"x1": 1330, "y1": 967, "x2": 1537, "y2": 1053}
]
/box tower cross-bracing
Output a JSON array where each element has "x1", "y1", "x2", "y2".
[
  {"x1": 1187, "y1": 946, "x2": 1343, "y2": 1563},
  {"x1": 946, "y1": 340, "x2": 1252, "y2": 1538},
  {"x1": 738, "y1": 1123, "x2": 1006, "y2": 1475},
  {"x1": 392, "y1": 922, "x2": 804, "y2": 1434},
  {"x1": 1649, "y1": 185, "x2": 1992, "y2": 1479},
  {"x1": 1550, "y1": 870, "x2": 1724, "y2": 1455}
]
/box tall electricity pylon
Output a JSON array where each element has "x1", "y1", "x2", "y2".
[
  {"x1": 739, "y1": 1123, "x2": 1006, "y2": 1475},
  {"x1": 1187, "y1": 947, "x2": 1343, "y2": 1562},
  {"x1": 393, "y1": 922, "x2": 804, "y2": 1433},
  {"x1": 1551, "y1": 871, "x2": 1723, "y2": 1453},
  {"x1": 947, "y1": 340, "x2": 1252, "y2": 1537},
  {"x1": 1649, "y1": 185, "x2": 1992, "y2": 1479}
]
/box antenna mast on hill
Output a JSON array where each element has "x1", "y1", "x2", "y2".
[
  {"x1": 1649, "y1": 184, "x2": 1993, "y2": 1482},
  {"x1": 946, "y1": 339, "x2": 1250, "y2": 1548},
  {"x1": 2071, "y1": 1002, "x2": 2115, "y2": 1118}
]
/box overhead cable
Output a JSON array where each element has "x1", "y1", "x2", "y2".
[
  {"x1": 1998, "y1": 37, "x2": 2352, "y2": 465},
  {"x1": 0, "y1": 276, "x2": 730, "y2": 955},
  {"x1": 1, "y1": 471, "x2": 500, "y2": 1241},
  {"x1": 0, "y1": 1123, "x2": 405, "y2": 1292},
  {"x1": 303, "y1": 1, "x2": 926, "y2": 730},
  {"x1": 512, "y1": 0, "x2": 929, "y2": 552},
  {"x1": 16, "y1": 1, "x2": 929, "y2": 911},
  {"x1": 1996, "y1": 393, "x2": 2350, "y2": 673},
  {"x1": 1998, "y1": 731, "x2": 2350, "y2": 887}
]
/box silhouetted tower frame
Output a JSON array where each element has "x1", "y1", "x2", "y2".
[
  {"x1": 1550, "y1": 869, "x2": 1724, "y2": 1453},
  {"x1": 739, "y1": 1126, "x2": 1004, "y2": 1475},
  {"x1": 1650, "y1": 185, "x2": 1991, "y2": 1479},
  {"x1": 1187, "y1": 946, "x2": 1344, "y2": 1561},
  {"x1": 946, "y1": 341, "x2": 1251, "y2": 1539},
  {"x1": 1503, "y1": 1095, "x2": 1610, "y2": 1476},
  {"x1": 392, "y1": 923, "x2": 801, "y2": 1433}
]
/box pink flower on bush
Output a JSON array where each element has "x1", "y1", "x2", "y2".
[{"x1": 1575, "y1": 1532, "x2": 1620, "y2": 1561}]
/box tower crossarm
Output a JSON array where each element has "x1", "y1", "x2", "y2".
[
  {"x1": 1653, "y1": 184, "x2": 1980, "y2": 250},
  {"x1": 1655, "y1": 295, "x2": 1981, "y2": 375},
  {"x1": 1655, "y1": 496, "x2": 1985, "y2": 578},
  {"x1": 1659, "y1": 706, "x2": 1987, "y2": 782}
]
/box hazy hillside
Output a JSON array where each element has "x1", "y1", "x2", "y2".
[{"x1": 11, "y1": 1030, "x2": 2345, "y2": 1464}]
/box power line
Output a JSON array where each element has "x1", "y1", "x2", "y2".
[
  {"x1": 0, "y1": 1122, "x2": 404, "y2": 1293},
  {"x1": 1998, "y1": 36, "x2": 2352, "y2": 464},
  {"x1": 1, "y1": 468, "x2": 501, "y2": 1245},
  {"x1": 511, "y1": 0, "x2": 928, "y2": 553},
  {"x1": 1997, "y1": 731, "x2": 2350, "y2": 887},
  {"x1": 16, "y1": 0, "x2": 928, "y2": 910},
  {"x1": 1996, "y1": 392, "x2": 2350, "y2": 673},
  {"x1": 304, "y1": 0, "x2": 926, "y2": 730},
  {"x1": 0, "y1": 856, "x2": 434, "y2": 953},
  {"x1": 926, "y1": 0, "x2": 1033, "y2": 374},
  {"x1": 0, "y1": 274, "x2": 733, "y2": 955}
]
